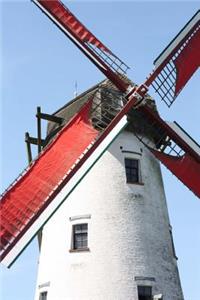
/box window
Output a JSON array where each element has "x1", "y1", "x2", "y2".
[
  {"x1": 72, "y1": 223, "x2": 88, "y2": 250},
  {"x1": 39, "y1": 291, "x2": 47, "y2": 300},
  {"x1": 138, "y1": 286, "x2": 152, "y2": 300},
  {"x1": 125, "y1": 158, "x2": 140, "y2": 183}
]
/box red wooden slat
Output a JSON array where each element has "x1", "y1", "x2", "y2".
[{"x1": 38, "y1": 0, "x2": 111, "y2": 53}]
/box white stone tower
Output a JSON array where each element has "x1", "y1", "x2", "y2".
[{"x1": 34, "y1": 81, "x2": 184, "y2": 300}]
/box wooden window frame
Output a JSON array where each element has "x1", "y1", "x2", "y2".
[
  {"x1": 124, "y1": 158, "x2": 141, "y2": 184},
  {"x1": 70, "y1": 223, "x2": 89, "y2": 252}
]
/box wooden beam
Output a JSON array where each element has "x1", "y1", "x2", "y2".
[
  {"x1": 25, "y1": 135, "x2": 45, "y2": 147},
  {"x1": 25, "y1": 132, "x2": 32, "y2": 165},
  {"x1": 36, "y1": 111, "x2": 63, "y2": 125},
  {"x1": 37, "y1": 106, "x2": 42, "y2": 154}
]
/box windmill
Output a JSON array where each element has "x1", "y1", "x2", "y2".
[{"x1": 0, "y1": 1, "x2": 199, "y2": 299}]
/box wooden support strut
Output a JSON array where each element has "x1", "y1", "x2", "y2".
[
  {"x1": 36, "y1": 110, "x2": 63, "y2": 125},
  {"x1": 25, "y1": 134, "x2": 45, "y2": 147},
  {"x1": 25, "y1": 132, "x2": 33, "y2": 165},
  {"x1": 25, "y1": 107, "x2": 64, "y2": 161},
  {"x1": 37, "y1": 107, "x2": 42, "y2": 154}
]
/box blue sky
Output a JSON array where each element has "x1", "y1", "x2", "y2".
[{"x1": 0, "y1": 1, "x2": 200, "y2": 300}]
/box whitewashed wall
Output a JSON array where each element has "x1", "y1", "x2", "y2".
[{"x1": 34, "y1": 130, "x2": 184, "y2": 300}]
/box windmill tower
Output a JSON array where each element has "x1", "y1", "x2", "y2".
[
  {"x1": 0, "y1": 2, "x2": 199, "y2": 300},
  {"x1": 33, "y1": 81, "x2": 184, "y2": 300}
]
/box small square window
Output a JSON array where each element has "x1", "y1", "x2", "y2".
[
  {"x1": 39, "y1": 291, "x2": 47, "y2": 300},
  {"x1": 72, "y1": 223, "x2": 88, "y2": 251},
  {"x1": 125, "y1": 158, "x2": 140, "y2": 183},
  {"x1": 138, "y1": 285, "x2": 152, "y2": 300}
]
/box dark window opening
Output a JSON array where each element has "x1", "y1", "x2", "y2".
[
  {"x1": 72, "y1": 223, "x2": 88, "y2": 250},
  {"x1": 125, "y1": 158, "x2": 140, "y2": 183},
  {"x1": 138, "y1": 285, "x2": 152, "y2": 300},
  {"x1": 39, "y1": 291, "x2": 47, "y2": 300}
]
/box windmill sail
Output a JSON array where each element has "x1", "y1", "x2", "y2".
[
  {"x1": 32, "y1": 0, "x2": 130, "y2": 93},
  {"x1": 146, "y1": 10, "x2": 200, "y2": 107}
]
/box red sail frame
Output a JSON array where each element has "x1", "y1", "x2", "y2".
[
  {"x1": 32, "y1": 0, "x2": 129, "y2": 93},
  {"x1": 146, "y1": 10, "x2": 200, "y2": 107},
  {"x1": 34, "y1": 0, "x2": 111, "y2": 52}
]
